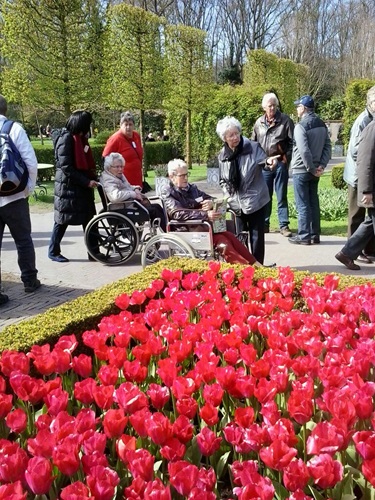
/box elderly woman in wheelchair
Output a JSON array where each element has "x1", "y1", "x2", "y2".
[{"x1": 158, "y1": 159, "x2": 262, "y2": 266}]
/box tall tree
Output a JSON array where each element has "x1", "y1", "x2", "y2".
[
  {"x1": 164, "y1": 24, "x2": 213, "y2": 167},
  {"x1": 103, "y1": 4, "x2": 164, "y2": 148},
  {"x1": 0, "y1": 0, "x2": 105, "y2": 117}
]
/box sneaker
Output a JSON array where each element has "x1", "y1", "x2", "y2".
[
  {"x1": 24, "y1": 279, "x2": 41, "y2": 293},
  {"x1": 49, "y1": 254, "x2": 69, "y2": 263},
  {"x1": 280, "y1": 227, "x2": 292, "y2": 237},
  {"x1": 288, "y1": 236, "x2": 311, "y2": 245},
  {"x1": 0, "y1": 293, "x2": 9, "y2": 305}
]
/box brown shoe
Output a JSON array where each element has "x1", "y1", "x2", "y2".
[
  {"x1": 335, "y1": 251, "x2": 361, "y2": 271},
  {"x1": 280, "y1": 227, "x2": 292, "y2": 237}
]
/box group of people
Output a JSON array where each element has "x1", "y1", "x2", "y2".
[{"x1": 3, "y1": 86, "x2": 362, "y2": 306}]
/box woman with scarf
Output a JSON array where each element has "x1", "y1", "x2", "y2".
[
  {"x1": 217, "y1": 116, "x2": 278, "y2": 264},
  {"x1": 48, "y1": 110, "x2": 98, "y2": 262}
]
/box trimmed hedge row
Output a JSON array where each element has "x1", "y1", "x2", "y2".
[
  {"x1": 1, "y1": 258, "x2": 373, "y2": 354},
  {"x1": 331, "y1": 163, "x2": 346, "y2": 190}
]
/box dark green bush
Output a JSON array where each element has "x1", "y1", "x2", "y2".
[
  {"x1": 94, "y1": 130, "x2": 115, "y2": 144},
  {"x1": 289, "y1": 185, "x2": 348, "y2": 221},
  {"x1": 144, "y1": 141, "x2": 173, "y2": 170},
  {"x1": 331, "y1": 164, "x2": 347, "y2": 190}
]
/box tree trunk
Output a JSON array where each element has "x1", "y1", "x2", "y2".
[{"x1": 186, "y1": 109, "x2": 192, "y2": 168}]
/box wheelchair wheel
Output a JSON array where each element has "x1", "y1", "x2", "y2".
[
  {"x1": 85, "y1": 212, "x2": 139, "y2": 265},
  {"x1": 141, "y1": 234, "x2": 195, "y2": 268}
]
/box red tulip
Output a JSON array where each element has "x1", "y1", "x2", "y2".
[
  {"x1": 27, "y1": 429, "x2": 56, "y2": 458},
  {"x1": 234, "y1": 407, "x2": 255, "y2": 428},
  {"x1": 81, "y1": 430, "x2": 107, "y2": 455},
  {"x1": 75, "y1": 408, "x2": 97, "y2": 434},
  {"x1": 157, "y1": 358, "x2": 180, "y2": 387},
  {"x1": 199, "y1": 403, "x2": 219, "y2": 426},
  {"x1": 287, "y1": 490, "x2": 314, "y2": 500},
  {"x1": 0, "y1": 480, "x2": 27, "y2": 499},
  {"x1": 44, "y1": 387, "x2": 69, "y2": 416},
  {"x1": 114, "y1": 382, "x2": 148, "y2": 414},
  {"x1": 168, "y1": 460, "x2": 199, "y2": 496},
  {"x1": 172, "y1": 415, "x2": 194, "y2": 444},
  {"x1": 0, "y1": 350, "x2": 29, "y2": 376},
  {"x1": 196, "y1": 427, "x2": 222, "y2": 456},
  {"x1": 51, "y1": 348, "x2": 71, "y2": 374},
  {"x1": 103, "y1": 408, "x2": 128, "y2": 438},
  {"x1": 129, "y1": 408, "x2": 152, "y2": 437},
  {"x1": 98, "y1": 364, "x2": 119, "y2": 386},
  {"x1": 72, "y1": 354, "x2": 92, "y2": 378},
  {"x1": 124, "y1": 477, "x2": 147, "y2": 499},
  {"x1": 0, "y1": 393, "x2": 13, "y2": 419},
  {"x1": 52, "y1": 438, "x2": 80, "y2": 476},
  {"x1": 160, "y1": 437, "x2": 186, "y2": 461},
  {"x1": 123, "y1": 359, "x2": 148, "y2": 383},
  {"x1": 147, "y1": 412, "x2": 173, "y2": 445},
  {"x1": 60, "y1": 481, "x2": 90, "y2": 500},
  {"x1": 202, "y1": 383, "x2": 224, "y2": 407},
  {"x1": 82, "y1": 452, "x2": 109, "y2": 475},
  {"x1": 93, "y1": 384, "x2": 114, "y2": 410},
  {"x1": 362, "y1": 458, "x2": 375, "y2": 487},
  {"x1": 283, "y1": 459, "x2": 310, "y2": 492},
  {"x1": 74, "y1": 378, "x2": 96, "y2": 404},
  {"x1": 9, "y1": 372, "x2": 46, "y2": 404},
  {"x1": 25, "y1": 456, "x2": 54, "y2": 495},
  {"x1": 147, "y1": 383, "x2": 170, "y2": 409},
  {"x1": 127, "y1": 448, "x2": 155, "y2": 481},
  {"x1": 116, "y1": 434, "x2": 137, "y2": 464},
  {"x1": 260, "y1": 439, "x2": 297, "y2": 471},
  {"x1": 86, "y1": 465, "x2": 120, "y2": 500},
  {"x1": 144, "y1": 478, "x2": 172, "y2": 499},
  {"x1": 307, "y1": 421, "x2": 346, "y2": 455},
  {"x1": 307, "y1": 453, "x2": 343, "y2": 489}
]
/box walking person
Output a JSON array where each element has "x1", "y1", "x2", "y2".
[
  {"x1": 288, "y1": 96, "x2": 331, "y2": 246},
  {"x1": 0, "y1": 94, "x2": 41, "y2": 304},
  {"x1": 252, "y1": 92, "x2": 294, "y2": 236},
  {"x1": 48, "y1": 110, "x2": 98, "y2": 263},
  {"x1": 343, "y1": 86, "x2": 375, "y2": 263},
  {"x1": 217, "y1": 116, "x2": 278, "y2": 264},
  {"x1": 336, "y1": 120, "x2": 375, "y2": 270}
]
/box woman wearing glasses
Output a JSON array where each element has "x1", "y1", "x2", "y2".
[
  {"x1": 100, "y1": 153, "x2": 166, "y2": 231},
  {"x1": 161, "y1": 159, "x2": 261, "y2": 266}
]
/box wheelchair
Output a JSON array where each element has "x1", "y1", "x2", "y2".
[{"x1": 84, "y1": 185, "x2": 247, "y2": 268}]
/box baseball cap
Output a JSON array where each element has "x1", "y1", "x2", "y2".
[{"x1": 294, "y1": 95, "x2": 315, "y2": 108}]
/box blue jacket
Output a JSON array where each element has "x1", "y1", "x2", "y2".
[{"x1": 291, "y1": 112, "x2": 331, "y2": 175}]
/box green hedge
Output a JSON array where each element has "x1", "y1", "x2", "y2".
[
  {"x1": 144, "y1": 141, "x2": 174, "y2": 170},
  {"x1": 33, "y1": 144, "x2": 106, "y2": 171},
  {"x1": 1, "y1": 258, "x2": 373, "y2": 354},
  {"x1": 331, "y1": 163, "x2": 347, "y2": 190}
]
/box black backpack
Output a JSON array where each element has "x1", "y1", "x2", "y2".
[{"x1": 0, "y1": 120, "x2": 29, "y2": 196}]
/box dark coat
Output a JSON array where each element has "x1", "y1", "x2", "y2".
[
  {"x1": 52, "y1": 129, "x2": 96, "y2": 225},
  {"x1": 357, "y1": 120, "x2": 375, "y2": 207},
  {"x1": 161, "y1": 182, "x2": 212, "y2": 221}
]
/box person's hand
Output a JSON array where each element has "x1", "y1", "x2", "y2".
[
  {"x1": 266, "y1": 155, "x2": 280, "y2": 170},
  {"x1": 134, "y1": 191, "x2": 143, "y2": 201},
  {"x1": 88, "y1": 180, "x2": 98, "y2": 188},
  {"x1": 207, "y1": 210, "x2": 221, "y2": 220},
  {"x1": 201, "y1": 199, "x2": 213, "y2": 211},
  {"x1": 361, "y1": 193, "x2": 373, "y2": 206},
  {"x1": 313, "y1": 166, "x2": 324, "y2": 177}
]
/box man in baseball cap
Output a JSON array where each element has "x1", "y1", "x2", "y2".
[
  {"x1": 293, "y1": 95, "x2": 315, "y2": 108},
  {"x1": 288, "y1": 94, "x2": 331, "y2": 245}
]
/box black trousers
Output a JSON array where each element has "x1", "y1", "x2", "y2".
[{"x1": 239, "y1": 206, "x2": 266, "y2": 264}]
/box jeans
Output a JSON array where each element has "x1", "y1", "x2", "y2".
[
  {"x1": 48, "y1": 219, "x2": 96, "y2": 257},
  {"x1": 262, "y1": 161, "x2": 289, "y2": 229},
  {"x1": 0, "y1": 198, "x2": 38, "y2": 284},
  {"x1": 293, "y1": 172, "x2": 320, "y2": 242},
  {"x1": 239, "y1": 205, "x2": 266, "y2": 264},
  {"x1": 342, "y1": 211, "x2": 375, "y2": 259}
]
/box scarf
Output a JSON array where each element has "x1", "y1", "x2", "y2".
[
  {"x1": 222, "y1": 135, "x2": 244, "y2": 195},
  {"x1": 73, "y1": 134, "x2": 96, "y2": 178}
]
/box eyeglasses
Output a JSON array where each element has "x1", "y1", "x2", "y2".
[
  {"x1": 175, "y1": 173, "x2": 189, "y2": 178},
  {"x1": 110, "y1": 164, "x2": 123, "y2": 169}
]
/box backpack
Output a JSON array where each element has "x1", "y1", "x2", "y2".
[{"x1": 0, "y1": 120, "x2": 29, "y2": 196}]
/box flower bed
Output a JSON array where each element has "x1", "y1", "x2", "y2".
[{"x1": 0, "y1": 262, "x2": 375, "y2": 499}]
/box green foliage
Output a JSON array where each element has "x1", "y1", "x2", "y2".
[
  {"x1": 331, "y1": 164, "x2": 347, "y2": 190},
  {"x1": 94, "y1": 130, "x2": 115, "y2": 144},
  {"x1": 103, "y1": 4, "x2": 164, "y2": 142},
  {"x1": 144, "y1": 142, "x2": 174, "y2": 170},
  {"x1": 318, "y1": 96, "x2": 346, "y2": 120},
  {"x1": 32, "y1": 143, "x2": 105, "y2": 170},
  {"x1": 343, "y1": 79, "x2": 375, "y2": 146},
  {"x1": 0, "y1": 0, "x2": 105, "y2": 115},
  {"x1": 243, "y1": 49, "x2": 309, "y2": 115},
  {"x1": 289, "y1": 187, "x2": 348, "y2": 221}
]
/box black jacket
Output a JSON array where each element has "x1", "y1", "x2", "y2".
[
  {"x1": 52, "y1": 129, "x2": 96, "y2": 225},
  {"x1": 161, "y1": 183, "x2": 212, "y2": 221}
]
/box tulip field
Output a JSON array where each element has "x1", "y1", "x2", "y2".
[{"x1": 0, "y1": 262, "x2": 375, "y2": 499}]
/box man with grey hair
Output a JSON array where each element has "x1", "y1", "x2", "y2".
[
  {"x1": 0, "y1": 95, "x2": 40, "y2": 304},
  {"x1": 342, "y1": 85, "x2": 375, "y2": 263},
  {"x1": 102, "y1": 110, "x2": 143, "y2": 187},
  {"x1": 252, "y1": 92, "x2": 294, "y2": 236}
]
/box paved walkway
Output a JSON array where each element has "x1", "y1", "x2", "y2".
[{"x1": 1, "y1": 157, "x2": 374, "y2": 330}]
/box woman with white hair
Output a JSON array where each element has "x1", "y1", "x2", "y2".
[
  {"x1": 217, "y1": 116, "x2": 278, "y2": 264},
  {"x1": 100, "y1": 152, "x2": 166, "y2": 230}
]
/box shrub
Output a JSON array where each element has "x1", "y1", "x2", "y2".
[
  {"x1": 331, "y1": 164, "x2": 347, "y2": 190},
  {"x1": 144, "y1": 141, "x2": 173, "y2": 170},
  {"x1": 94, "y1": 129, "x2": 115, "y2": 144}
]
